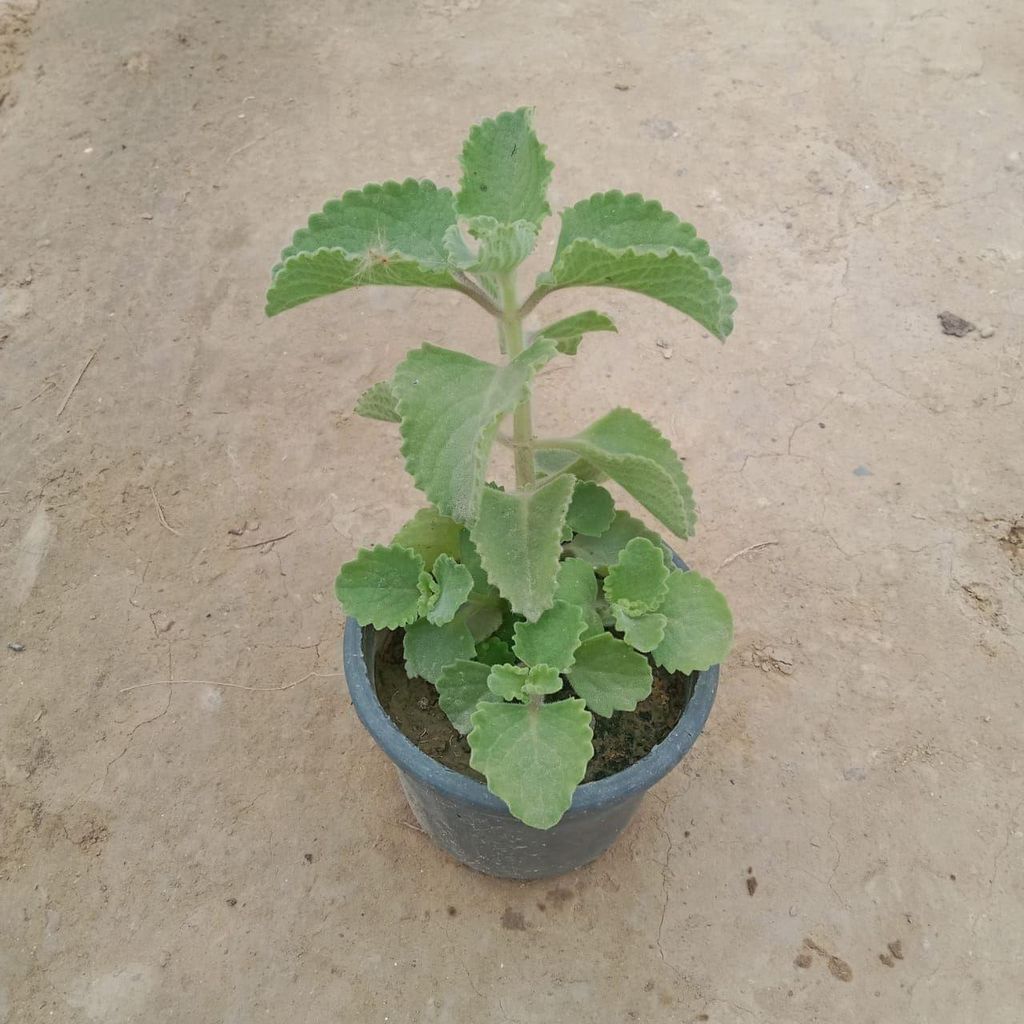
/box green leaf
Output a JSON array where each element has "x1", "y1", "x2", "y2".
[
  {"x1": 568, "y1": 511, "x2": 671, "y2": 571},
  {"x1": 553, "y1": 557, "x2": 604, "y2": 639},
  {"x1": 565, "y1": 481, "x2": 615, "y2": 537},
  {"x1": 425, "y1": 554, "x2": 474, "y2": 626},
  {"x1": 267, "y1": 180, "x2": 461, "y2": 316},
  {"x1": 475, "y1": 636, "x2": 514, "y2": 667},
  {"x1": 469, "y1": 475, "x2": 575, "y2": 621},
  {"x1": 392, "y1": 507, "x2": 463, "y2": 570},
  {"x1": 417, "y1": 570, "x2": 440, "y2": 616},
  {"x1": 652, "y1": 571, "x2": 733, "y2": 673},
  {"x1": 487, "y1": 663, "x2": 562, "y2": 701},
  {"x1": 512, "y1": 600, "x2": 586, "y2": 672},
  {"x1": 435, "y1": 660, "x2": 500, "y2": 734},
  {"x1": 392, "y1": 340, "x2": 557, "y2": 522},
  {"x1": 445, "y1": 216, "x2": 538, "y2": 273},
  {"x1": 566, "y1": 633, "x2": 653, "y2": 718},
  {"x1": 605, "y1": 537, "x2": 670, "y2": 614},
  {"x1": 542, "y1": 408, "x2": 696, "y2": 538},
  {"x1": 535, "y1": 191, "x2": 736, "y2": 339},
  {"x1": 354, "y1": 380, "x2": 401, "y2": 422},
  {"x1": 334, "y1": 544, "x2": 426, "y2": 628},
  {"x1": 612, "y1": 605, "x2": 667, "y2": 653},
  {"x1": 468, "y1": 698, "x2": 593, "y2": 829},
  {"x1": 456, "y1": 108, "x2": 554, "y2": 228},
  {"x1": 534, "y1": 310, "x2": 618, "y2": 356},
  {"x1": 403, "y1": 617, "x2": 476, "y2": 685}
]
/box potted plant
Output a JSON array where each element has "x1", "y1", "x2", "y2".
[{"x1": 265, "y1": 109, "x2": 736, "y2": 879}]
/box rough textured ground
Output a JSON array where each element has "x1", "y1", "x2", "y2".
[{"x1": 2, "y1": 1, "x2": 1022, "y2": 1021}]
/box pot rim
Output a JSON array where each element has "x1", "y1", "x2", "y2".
[{"x1": 342, "y1": 553, "x2": 719, "y2": 820}]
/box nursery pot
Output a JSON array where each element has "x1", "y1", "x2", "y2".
[{"x1": 342, "y1": 553, "x2": 719, "y2": 880}]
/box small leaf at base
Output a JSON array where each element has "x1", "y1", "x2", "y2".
[
  {"x1": 436, "y1": 660, "x2": 499, "y2": 734},
  {"x1": 335, "y1": 544, "x2": 426, "y2": 628},
  {"x1": 604, "y1": 537, "x2": 670, "y2": 613},
  {"x1": 512, "y1": 600, "x2": 586, "y2": 672},
  {"x1": 403, "y1": 617, "x2": 476, "y2": 685},
  {"x1": 652, "y1": 571, "x2": 733, "y2": 673},
  {"x1": 566, "y1": 633, "x2": 653, "y2": 717},
  {"x1": 426, "y1": 554, "x2": 474, "y2": 625},
  {"x1": 355, "y1": 380, "x2": 401, "y2": 422}
]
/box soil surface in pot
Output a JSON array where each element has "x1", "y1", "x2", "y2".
[{"x1": 374, "y1": 629, "x2": 695, "y2": 783}]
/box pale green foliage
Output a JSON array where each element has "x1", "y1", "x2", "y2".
[
  {"x1": 355, "y1": 380, "x2": 401, "y2": 423},
  {"x1": 334, "y1": 544, "x2": 426, "y2": 629},
  {"x1": 426, "y1": 554, "x2": 474, "y2": 626},
  {"x1": 393, "y1": 340, "x2": 556, "y2": 523},
  {"x1": 469, "y1": 475, "x2": 575, "y2": 621},
  {"x1": 468, "y1": 699, "x2": 593, "y2": 829},
  {"x1": 535, "y1": 191, "x2": 736, "y2": 339},
  {"x1": 604, "y1": 537, "x2": 670, "y2": 614},
  {"x1": 391, "y1": 507, "x2": 463, "y2": 570},
  {"x1": 565, "y1": 481, "x2": 615, "y2": 537},
  {"x1": 566, "y1": 633, "x2": 653, "y2": 717},
  {"x1": 652, "y1": 571, "x2": 733, "y2": 673},
  {"x1": 512, "y1": 600, "x2": 586, "y2": 672},
  {"x1": 457, "y1": 107, "x2": 554, "y2": 227},
  {"x1": 436, "y1": 661, "x2": 499, "y2": 734},
  {"x1": 534, "y1": 310, "x2": 617, "y2": 356},
  {"x1": 403, "y1": 617, "x2": 476, "y2": 685},
  {"x1": 272, "y1": 108, "x2": 737, "y2": 830}
]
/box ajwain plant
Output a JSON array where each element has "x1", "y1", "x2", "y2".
[{"x1": 266, "y1": 109, "x2": 736, "y2": 829}]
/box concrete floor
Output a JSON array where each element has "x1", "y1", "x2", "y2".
[{"x1": 2, "y1": 0, "x2": 1022, "y2": 1021}]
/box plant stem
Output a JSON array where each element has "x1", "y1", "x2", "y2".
[{"x1": 498, "y1": 271, "x2": 536, "y2": 488}]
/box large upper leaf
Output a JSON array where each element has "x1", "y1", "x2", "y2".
[
  {"x1": 534, "y1": 310, "x2": 618, "y2": 356},
  {"x1": 266, "y1": 180, "x2": 460, "y2": 316},
  {"x1": 391, "y1": 507, "x2": 463, "y2": 570},
  {"x1": 403, "y1": 617, "x2": 477, "y2": 685},
  {"x1": 392, "y1": 340, "x2": 557, "y2": 522},
  {"x1": 652, "y1": 571, "x2": 734, "y2": 673},
  {"x1": 456, "y1": 108, "x2": 554, "y2": 228},
  {"x1": 534, "y1": 191, "x2": 736, "y2": 339},
  {"x1": 604, "y1": 537, "x2": 670, "y2": 614},
  {"x1": 541, "y1": 408, "x2": 696, "y2": 538},
  {"x1": 568, "y1": 511, "x2": 671, "y2": 571},
  {"x1": 512, "y1": 600, "x2": 586, "y2": 672},
  {"x1": 468, "y1": 698, "x2": 593, "y2": 829},
  {"x1": 334, "y1": 544, "x2": 426, "y2": 628},
  {"x1": 566, "y1": 633, "x2": 653, "y2": 718},
  {"x1": 469, "y1": 475, "x2": 575, "y2": 621},
  {"x1": 435, "y1": 660, "x2": 500, "y2": 734}
]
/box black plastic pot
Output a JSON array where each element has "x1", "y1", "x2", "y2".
[{"x1": 341, "y1": 554, "x2": 719, "y2": 880}]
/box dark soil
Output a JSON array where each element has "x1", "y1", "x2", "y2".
[{"x1": 373, "y1": 629, "x2": 695, "y2": 784}]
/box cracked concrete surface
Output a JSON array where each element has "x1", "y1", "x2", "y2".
[{"x1": 1, "y1": 0, "x2": 1023, "y2": 1021}]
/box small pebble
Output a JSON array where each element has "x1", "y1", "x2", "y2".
[
  {"x1": 8, "y1": 642, "x2": 26, "y2": 652},
  {"x1": 789, "y1": 905, "x2": 798, "y2": 917},
  {"x1": 979, "y1": 324, "x2": 995, "y2": 338}
]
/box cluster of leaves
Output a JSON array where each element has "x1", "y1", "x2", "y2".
[{"x1": 267, "y1": 108, "x2": 736, "y2": 830}]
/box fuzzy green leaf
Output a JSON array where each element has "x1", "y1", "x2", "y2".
[
  {"x1": 553, "y1": 558, "x2": 604, "y2": 639},
  {"x1": 543, "y1": 408, "x2": 696, "y2": 538},
  {"x1": 403, "y1": 617, "x2": 476, "y2": 685},
  {"x1": 535, "y1": 191, "x2": 736, "y2": 339},
  {"x1": 445, "y1": 216, "x2": 539, "y2": 273},
  {"x1": 469, "y1": 475, "x2": 575, "y2": 621},
  {"x1": 475, "y1": 636, "x2": 514, "y2": 667},
  {"x1": 334, "y1": 544, "x2": 426, "y2": 628},
  {"x1": 425, "y1": 554, "x2": 474, "y2": 626},
  {"x1": 612, "y1": 605, "x2": 667, "y2": 653},
  {"x1": 355, "y1": 380, "x2": 401, "y2": 423},
  {"x1": 512, "y1": 600, "x2": 586, "y2": 672},
  {"x1": 456, "y1": 532, "x2": 505, "y2": 641},
  {"x1": 652, "y1": 571, "x2": 733, "y2": 673},
  {"x1": 605, "y1": 537, "x2": 670, "y2": 614},
  {"x1": 392, "y1": 341, "x2": 557, "y2": 523},
  {"x1": 267, "y1": 180, "x2": 461, "y2": 316},
  {"x1": 435, "y1": 660, "x2": 500, "y2": 734},
  {"x1": 457, "y1": 108, "x2": 554, "y2": 228},
  {"x1": 566, "y1": 633, "x2": 653, "y2": 718},
  {"x1": 566, "y1": 481, "x2": 616, "y2": 537},
  {"x1": 391, "y1": 507, "x2": 463, "y2": 570},
  {"x1": 534, "y1": 310, "x2": 618, "y2": 356},
  {"x1": 568, "y1": 511, "x2": 671, "y2": 571},
  {"x1": 486, "y1": 663, "x2": 562, "y2": 701},
  {"x1": 468, "y1": 698, "x2": 593, "y2": 829}
]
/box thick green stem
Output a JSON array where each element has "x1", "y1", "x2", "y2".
[{"x1": 498, "y1": 272, "x2": 536, "y2": 488}]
